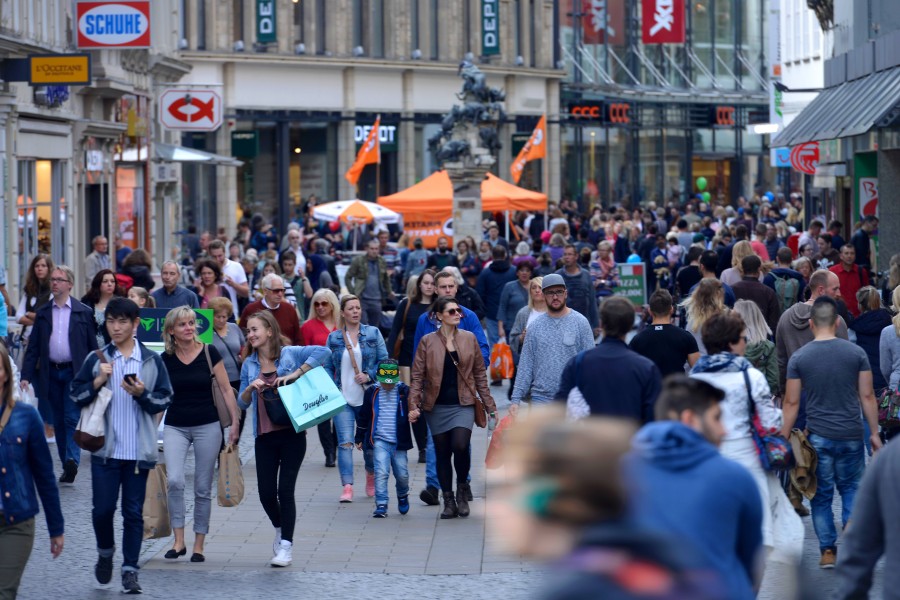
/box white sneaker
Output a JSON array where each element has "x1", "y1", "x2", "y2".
[
  {"x1": 273, "y1": 527, "x2": 282, "y2": 556},
  {"x1": 271, "y1": 540, "x2": 292, "y2": 567}
]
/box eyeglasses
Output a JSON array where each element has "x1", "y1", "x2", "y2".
[
  {"x1": 50, "y1": 277, "x2": 70, "y2": 284},
  {"x1": 267, "y1": 288, "x2": 286, "y2": 294},
  {"x1": 543, "y1": 289, "x2": 566, "y2": 297},
  {"x1": 443, "y1": 308, "x2": 463, "y2": 316},
  {"x1": 313, "y1": 301, "x2": 330, "y2": 307}
]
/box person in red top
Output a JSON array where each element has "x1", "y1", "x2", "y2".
[
  {"x1": 829, "y1": 244, "x2": 869, "y2": 317},
  {"x1": 300, "y1": 288, "x2": 341, "y2": 467},
  {"x1": 239, "y1": 273, "x2": 304, "y2": 345}
]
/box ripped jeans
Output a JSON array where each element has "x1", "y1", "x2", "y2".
[{"x1": 333, "y1": 404, "x2": 374, "y2": 486}]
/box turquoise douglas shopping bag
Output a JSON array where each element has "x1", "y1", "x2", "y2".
[{"x1": 277, "y1": 366, "x2": 347, "y2": 432}]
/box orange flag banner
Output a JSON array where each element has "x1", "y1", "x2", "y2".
[
  {"x1": 345, "y1": 116, "x2": 381, "y2": 186},
  {"x1": 510, "y1": 115, "x2": 546, "y2": 184}
]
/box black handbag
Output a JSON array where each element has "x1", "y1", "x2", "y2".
[{"x1": 260, "y1": 386, "x2": 292, "y2": 427}]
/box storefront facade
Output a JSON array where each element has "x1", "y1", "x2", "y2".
[
  {"x1": 177, "y1": 0, "x2": 563, "y2": 237},
  {"x1": 558, "y1": 0, "x2": 776, "y2": 209}
]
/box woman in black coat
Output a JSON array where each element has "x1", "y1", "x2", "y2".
[{"x1": 120, "y1": 249, "x2": 156, "y2": 291}]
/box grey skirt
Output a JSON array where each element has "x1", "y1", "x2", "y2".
[{"x1": 425, "y1": 404, "x2": 475, "y2": 435}]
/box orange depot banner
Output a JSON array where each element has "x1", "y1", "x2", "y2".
[
  {"x1": 402, "y1": 213, "x2": 453, "y2": 249},
  {"x1": 345, "y1": 116, "x2": 380, "y2": 185},
  {"x1": 510, "y1": 115, "x2": 546, "y2": 184}
]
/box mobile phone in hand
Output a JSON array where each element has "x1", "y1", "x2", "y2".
[{"x1": 123, "y1": 373, "x2": 137, "y2": 385}]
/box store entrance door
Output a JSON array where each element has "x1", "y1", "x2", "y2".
[{"x1": 692, "y1": 158, "x2": 733, "y2": 204}]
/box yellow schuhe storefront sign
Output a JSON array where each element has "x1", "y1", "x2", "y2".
[{"x1": 29, "y1": 54, "x2": 91, "y2": 85}]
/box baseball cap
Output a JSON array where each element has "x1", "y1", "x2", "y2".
[
  {"x1": 376, "y1": 359, "x2": 400, "y2": 384},
  {"x1": 541, "y1": 273, "x2": 566, "y2": 291}
]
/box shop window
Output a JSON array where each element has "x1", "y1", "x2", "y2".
[
  {"x1": 115, "y1": 165, "x2": 143, "y2": 251},
  {"x1": 17, "y1": 160, "x2": 67, "y2": 279}
]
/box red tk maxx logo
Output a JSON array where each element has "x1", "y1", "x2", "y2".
[{"x1": 789, "y1": 142, "x2": 819, "y2": 175}]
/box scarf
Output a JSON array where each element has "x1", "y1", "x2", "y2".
[{"x1": 690, "y1": 351, "x2": 752, "y2": 374}]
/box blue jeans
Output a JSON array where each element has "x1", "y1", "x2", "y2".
[
  {"x1": 372, "y1": 439, "x2": 409, "y2": 507},
  {"x1": 91, "y1": 457, "x2": 149, "y2": 571},
  {"x1": 424, "y1": 424, "x2": 470, "y2": 491},
  {"x1": 807, "y1": 433, "x2": 865, "y2": 551},
  {"x1": 485, "y1": 318, "x2": 500, "y2": 348},
  {"x1": 334, "y1": 404, "x2": 373, "y2": 486},
  {"x1": 48, "y1": 366, "x2": 80, "y2": 467}
]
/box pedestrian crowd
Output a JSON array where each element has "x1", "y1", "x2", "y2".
[{"x1": 0, "y1": 192, "x2": 897, "y2": 599}]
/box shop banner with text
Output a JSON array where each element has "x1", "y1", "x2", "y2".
[
  {"x1": 641, "y1": 0, "x2": 685, "y2": 44},
  {"x1": 482, "y1": 0, "x2": 500, "y2": 55},
  {"x1": 137, "y1": 308, "x2": 213, "y2": 345},
  {"x1": 402, "y1": 213, "x2": 454, "y2": 249}
]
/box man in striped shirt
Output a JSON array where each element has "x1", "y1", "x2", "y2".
[{"x1": 71, "y1": 297, "x2": 173, "y2": 594}]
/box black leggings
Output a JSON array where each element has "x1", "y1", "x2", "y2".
[
  {"x1": 432, "y1": 427, "x2": 472, "y2": 492},
  {"x1": 411, "y1": 417, "x2": 428, "y2": 451},
  {"x1": 254, "y1": 429, "x2": 307, "y2": 543}
]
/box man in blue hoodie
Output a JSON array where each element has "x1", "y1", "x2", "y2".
[{"x1": 626, "y1": 375, "x2": 762, "y2": 600}]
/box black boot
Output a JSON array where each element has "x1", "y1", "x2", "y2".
[
  {"x1": 419, "y1": 486, "x2": 440, "y2": 506},
  {"x1": 440, "y1": 492, "x2": 459, "y2": 519},
  {"x1": 456, "y1": 483, "x2": 470, "y2": 517},
  {"x1": 325, "y1": 450, "x2": 336, "y2": 468}
]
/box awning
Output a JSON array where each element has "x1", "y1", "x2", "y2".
[
  {"x1": 772, "y1": 66, "x2": 900, "y2": 147},
  {"x1": 117, "y1": 142, "x2": 243, "y2": 167}
]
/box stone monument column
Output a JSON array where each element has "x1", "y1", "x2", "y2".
[
  {"x1": 430, "y1": 60, "x2": 505, "y2": 247},
  {"x1": 446, "y1": 163, "x2": 490, "y2": 246}
]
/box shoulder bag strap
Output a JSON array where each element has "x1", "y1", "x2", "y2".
[
  {"x1": 215, "y1": 329, "x2": 241, "y2": 370},
  {"x1": 203, "y1": 344, "x2": 215, "y2": 380},
  {"x1": 742, "y1": 369, "x2": 756, "y2": 418},
  {"x1": 393, "y1": 299, "x2": 413, "y2": 353},
  {"x1": 94, "y1": 349, "x2": 108, "y2": 364},
  {"x1": 343, "y1": 329, "x2": 361, "y2": 376}
]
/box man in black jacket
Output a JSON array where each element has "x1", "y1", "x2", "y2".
[{"x1": 21, "y1": 265, "x2": 99, "y2": 484}]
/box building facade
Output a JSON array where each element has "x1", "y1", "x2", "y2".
[
  {"x1": 558, "y1": 0, "x2": 776, "y2": 210},
  {"x1": 0, "y1": 0, "x2": 189, "y2": 300},
  {"x1": 176, "y1": 0, "x2": 563, "y2": 238},
  {"x1": 775, "y1": 0, "x2": 900, "y2": 271}
]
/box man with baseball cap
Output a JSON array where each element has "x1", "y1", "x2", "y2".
[{"x1": 509, "y1": 273, "x2": 595, "y2": 416}]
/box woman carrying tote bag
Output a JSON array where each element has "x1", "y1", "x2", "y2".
[{"x1": 160, "y1": 307, "x2": 240, "y2": 563}]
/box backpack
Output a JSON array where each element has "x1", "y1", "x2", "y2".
[{"x1": 772, "y1": 273, "x2": 799, "y2": 312}]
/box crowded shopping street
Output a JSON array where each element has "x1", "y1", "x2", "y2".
[{"x1": 3, "y1": 0, "x2": 900, "y2": 599}]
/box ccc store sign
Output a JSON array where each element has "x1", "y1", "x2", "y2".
[{"x1": 569, "y1": 103, "x2": 631, "y2": 124}]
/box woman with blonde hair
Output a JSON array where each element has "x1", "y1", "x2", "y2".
[
  {"x1": 509, "y1": 276, "x2": 546, "y2": 359},
  {"x1": 161, "y1": 306, "x2": 239, "y2": 562},
  {"x1": 881, "y1": 253, "x2": 900, "y2": 306},
  {"x1": 681, "y1": 278, "x2": 726, "y2": 355},
  {"x1": 720, "y1": 241, "x2": 760, "y2": 286},
  {"x1": 733, "y1": 300, "x2": 778, "y2": 394},
  {"x1": 0, "y1": 342, "x2": 64, "y2": 597}
]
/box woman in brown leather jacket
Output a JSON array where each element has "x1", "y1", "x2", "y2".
[{"x1": 409, "y1": 296, "x2": 497, "y2": 519}]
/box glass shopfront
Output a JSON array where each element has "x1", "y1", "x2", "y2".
[{"x1": 17, "y1": 159, "x2": 67, "y2": 278}]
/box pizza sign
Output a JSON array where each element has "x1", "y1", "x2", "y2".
[{"x1": 76, "y1": 1, "x2": 151, "y2": 48}]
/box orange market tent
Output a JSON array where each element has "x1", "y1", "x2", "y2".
[{"x1": 377, "y1": 170, "x2": 547, "y2": 217}]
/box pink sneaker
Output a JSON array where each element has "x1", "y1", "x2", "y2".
[
  {"x1": 340, "y1": 484, "x2": 353, "y2": 503},
  {"x1": 366, "y1": 473, "x2": 375, "y2": 497}
]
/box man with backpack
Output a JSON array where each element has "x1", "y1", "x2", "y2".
[{"x1": 764, "y1": 247, "x2": 805, "y2": 312}]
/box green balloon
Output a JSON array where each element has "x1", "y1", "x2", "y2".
[
  {"x1": 702, "y1": 191, "x2": 711, "y2": 203},
  {"x1": 696, "y1": 177, "x2": 708, "y2": 191}
]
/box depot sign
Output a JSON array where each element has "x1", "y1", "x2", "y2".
[{"x1": 77, "y1": 1, "x2": 151, "y2": 48}]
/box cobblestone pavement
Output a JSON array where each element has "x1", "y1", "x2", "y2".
[{"x1": 17, "y1": 383, "x2": 883, "y2": 599}]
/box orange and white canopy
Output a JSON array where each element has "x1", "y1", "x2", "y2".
[{"x1": 312, "y1": 199, "x2": 400, "y2": 225}]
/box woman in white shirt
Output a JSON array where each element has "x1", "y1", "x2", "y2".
[{"x1": 323, "y1": 295, "x2": 388, "y2": 503}]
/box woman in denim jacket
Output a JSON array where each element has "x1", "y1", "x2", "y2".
[
  {"x1": 324, "y1": 295, "x2": 388, "y2": 503},
  {"x1": 0, "y1": 343, "x2": 64, "y2": 597},
  {"x1": 238, "y1": 311, "x2": 330, "y2": 568}
]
